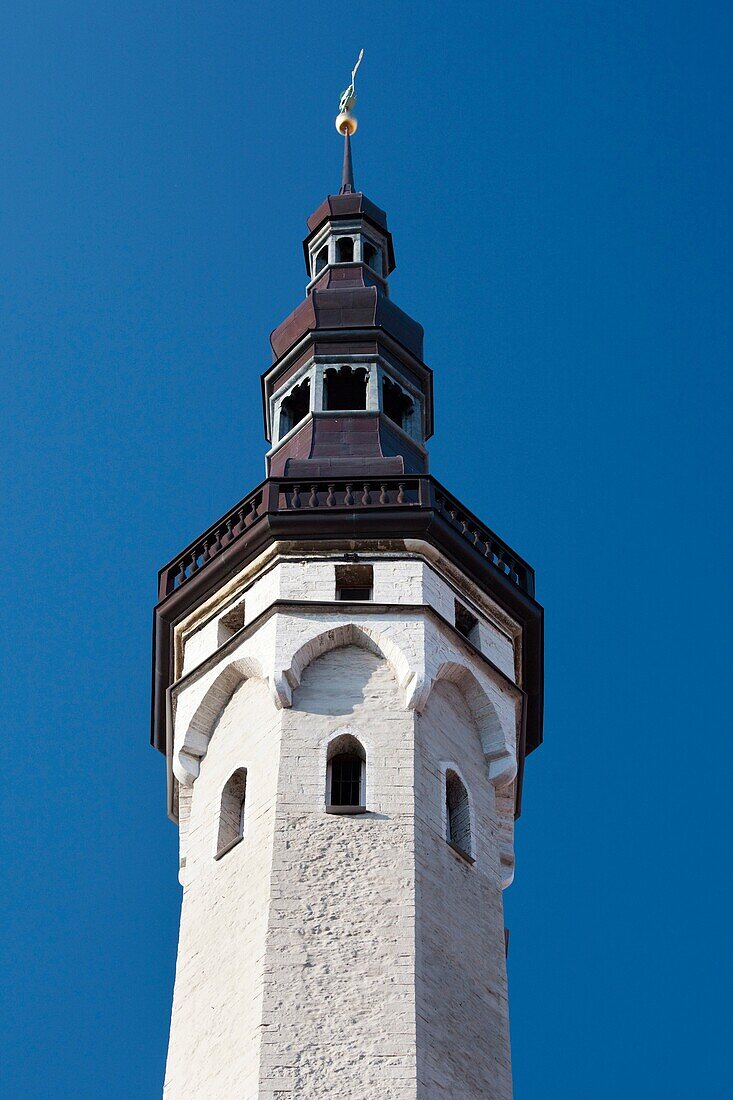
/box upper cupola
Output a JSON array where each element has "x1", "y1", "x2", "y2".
[
  {"x1": 302, "y1": 132, "x2": 396, "y2": 294},
  {"x1": 261, "y1": 60, "x2": 433, "y2": 481}
]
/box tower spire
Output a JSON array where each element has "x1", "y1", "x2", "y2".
[
  {"x1": 335, "y1": 49, "x2": 362, "y2": 196},
  {"x1": 339, "y1": 130, "x2": 355, "y2": 194}
]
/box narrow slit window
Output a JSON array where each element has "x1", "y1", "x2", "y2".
[
  {"x1": 215, "y1": 768, "x2": 247, "y2": 858},
  {"x1": 382, "y1": 376, "x2": 414, "y2": 431},
  {"x1": 445, "y1": 770, "x2": 472, "y2": 859},
  {"x1": 323, "y1": 366, "x2": 368, "y2": 411},
  {"x1": 326, "y1": 735, "x2": 366, "y2": 814},
  {"x1": 336, "y1": 237, "x2": 354, "y2": 263},
  {"x1": 279, "y1": 378, "x2": 311, "y2": 436},
  {"x1": 335, "y1": 564, "x2": 373, "y2": 601}
]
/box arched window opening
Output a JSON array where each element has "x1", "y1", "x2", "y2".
[
  {"x1": 279, "y1": 378, "x2": 311, "y2": 436},
  {"x1": 382, "y1": 376, "x2": 414, "y2": 431},
  {"x1": 313, "y1": 245, "x2": 328, "y2": 275},
  {"x1": 323, "y1": 366, "x2": 368, "y2": 411},
  {"x1": 445, "y1": 770, "x2": 472, "y2": 860},
  {"x1": 336, "y1": 236, "x2": 354, "y2": 263},
  {"x1": 326, "y1": 735, "x2": 366, "y2": 814},
  {"x1": 215, "y1": 768, "x2": 247, "y2": 859},
  {"x1": 363, "y1": 240, "x2": 382, "y2": 275}
]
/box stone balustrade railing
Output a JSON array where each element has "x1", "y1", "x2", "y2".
[{"x1": 157, "y1": 477, "x2": 534, "y2": 600}]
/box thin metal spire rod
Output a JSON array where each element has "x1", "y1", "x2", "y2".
[{"x1": 339, "y1": 130, "x2": 355, "y2": 195}]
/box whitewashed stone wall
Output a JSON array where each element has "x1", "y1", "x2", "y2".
[
  {"x1": 178, "y1": 552, "x2": 516, "y2": 683},
  {"x1": 172, "y1": 609, "x2": 520, "y2": 819},
  {"x1": 163, "y1": 551, "x2": 523, "y2": 1098},
  {"x1": 258, "y1": 646, "x2": 418, "y2": 1097},
  {"x1": 415, "y1": 681, "x2": 512, "y2": 1098},
  {"x1": 163, "y1": 676, "x2": 282, "y2": 1098}
]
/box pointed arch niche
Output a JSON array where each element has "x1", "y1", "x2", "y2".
[
  {"x1": 273, "y1": 622, "x2": 418, "y2": 711},
  {"x1": 427, "y1": 662, "x2": 517, "y2": 788},
  {"x1": 172, "y1": 655, "x2": 268, "y2": 787}
]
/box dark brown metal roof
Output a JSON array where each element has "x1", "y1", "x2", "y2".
[
  {"x1": 269, "y1": 285, "x2": 424, "y2": 362},
  {"x1": 306, "y1": 192, "x2": 390, "y2": 236}
]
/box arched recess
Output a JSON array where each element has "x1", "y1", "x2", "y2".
[
  {"x1": 173, "y1": 655, "x2": 266, "y2": 786},
  {"x1": 273, "y1": 623, "x2": 419, "y2": 710},
  {"x1": 427, "y1": 662, "x2": 517, "y2": 788}
]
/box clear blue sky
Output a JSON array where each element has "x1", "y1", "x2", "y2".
[{"x1": 1, "y1": 2, "x2": 731, "y2": 1096}]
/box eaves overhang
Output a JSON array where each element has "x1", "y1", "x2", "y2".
[{"x1": 269, "y1": 287, "x2": 424, "y2": 363}]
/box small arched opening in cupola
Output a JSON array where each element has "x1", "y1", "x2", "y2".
[
  {"x1": 336, "y1": 237, "x2": 355, "y2": 263},
  {"x1": 362, "y1": 239, "x2": 382, "y2": 275},
  {"x1": 313, "y1": 245, "x2": 328, "y2": 275},
  {"x1": 279, "y1": 377, "x2": 311, "y2": 436},
  {"x1": 323, "y1": 366, "x2": 368, "y2": 411},
  {"x1": 382, "y1": 375, "x2": 414, "y2": 432}
]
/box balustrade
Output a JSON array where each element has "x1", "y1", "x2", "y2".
[{"x1": 158, "y1": 477, "x2": 533, "y2": 599}]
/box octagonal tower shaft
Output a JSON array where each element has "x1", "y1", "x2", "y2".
[{"x1": 153, "y1": 132, "x2": 543, "y2": 1100}]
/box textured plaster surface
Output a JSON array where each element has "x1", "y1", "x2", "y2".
[
  {"x1": 163, "y1": 552, "x2": 521, "y2": 1097},
  {"x1": 415, "y1": 681, "x2": 512, "y2": 1098},
  {"x1": 258, "y1": 646, "x2": 418, "y2": 1097},
  {"x1": 164, "y1": 676, "x2": 281, "y2": 1098},
  {"x1": 179, "y1": 555, "x2": 516, "y2": 681}
]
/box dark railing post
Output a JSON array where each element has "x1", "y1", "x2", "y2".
[{"x1": 261, "y1": 482, "x2": 277, "y2": 514}]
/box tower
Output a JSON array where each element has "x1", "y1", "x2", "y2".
[{"x1": 151, "y1": 91, "x2": 543, "y2": 1099}]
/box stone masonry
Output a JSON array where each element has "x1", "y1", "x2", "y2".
[{"x1": 162, "y1": 548, "x2": 519, "y2": 1098}]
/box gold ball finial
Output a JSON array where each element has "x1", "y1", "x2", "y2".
[{"x1": 335, "y1": 111, "x2": 358, "y2": 136}]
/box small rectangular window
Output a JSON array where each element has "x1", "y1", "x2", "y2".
[
  {"x1": 335, "y1": 564, "x2": 373, "y2": 601},
  {"x1": 218, "y1": 601, "x2": 245, "y2": 645},
  {"x1": 455, "y1": 600, "x2": 479, "y2": 642}
]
